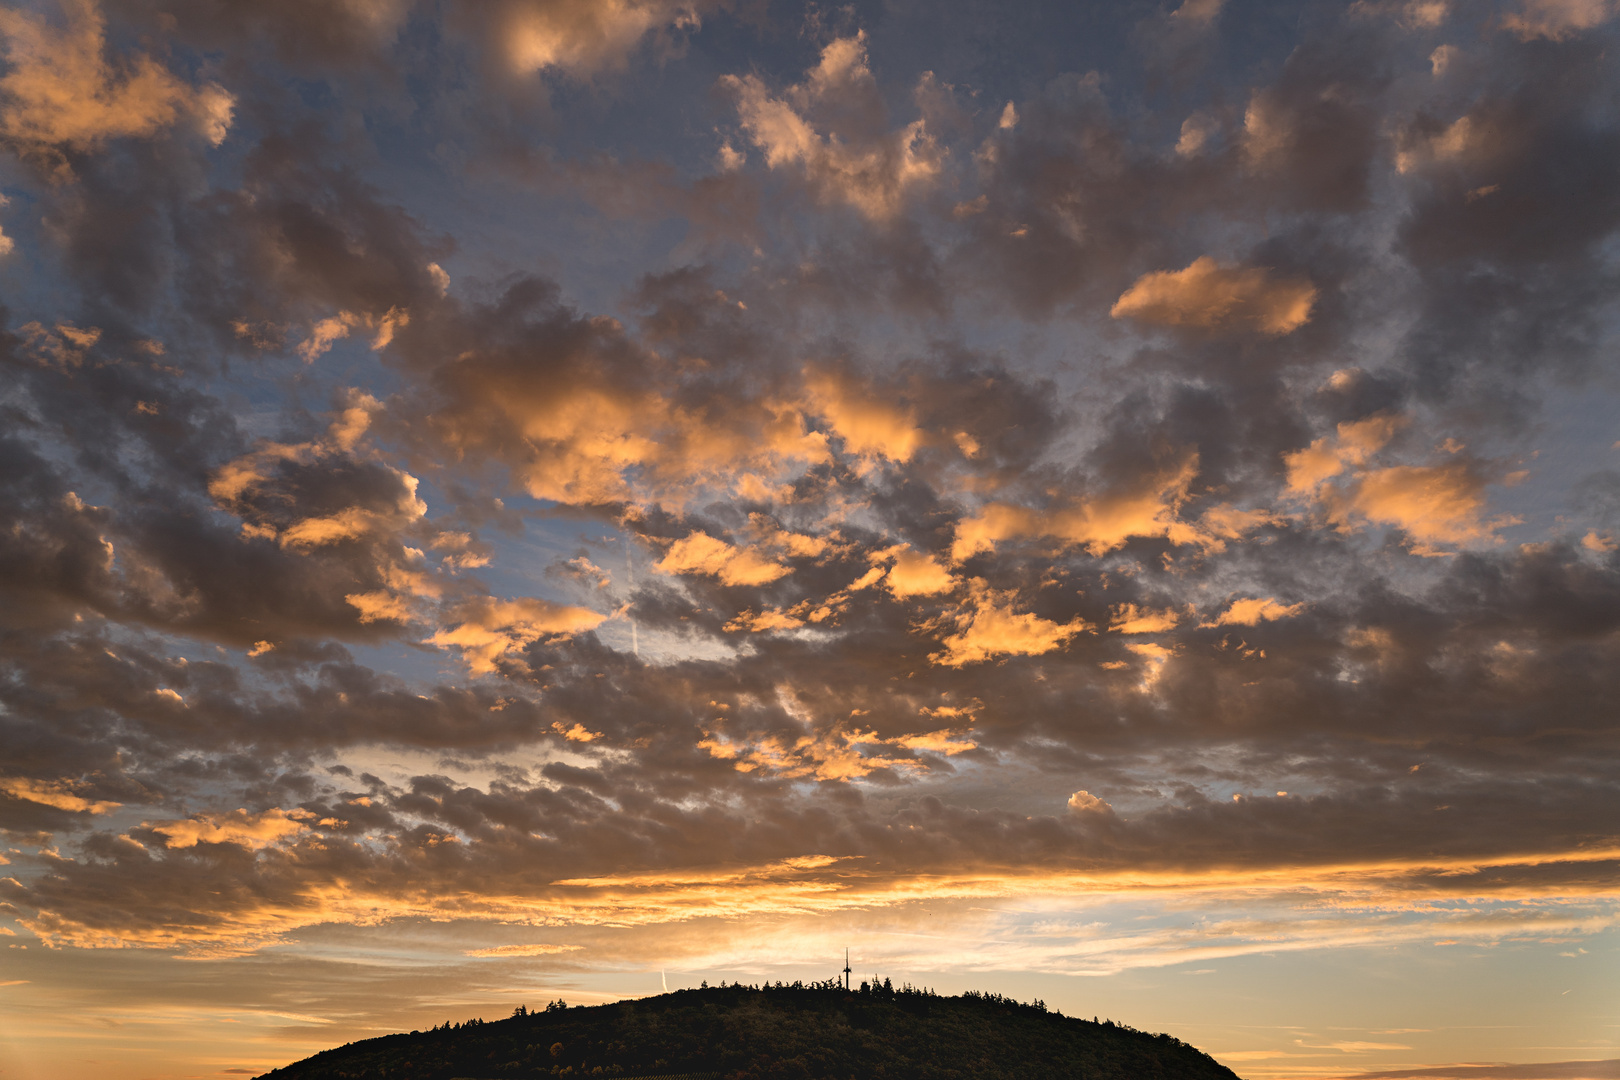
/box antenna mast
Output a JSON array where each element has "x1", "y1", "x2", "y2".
[{"x1": 843, "y1": 948, "x2": 852, "y2": 991}]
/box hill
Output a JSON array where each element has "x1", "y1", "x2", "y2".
[{"x1": 255, "y1": 982, "x2": 1244, "y2": 1080}]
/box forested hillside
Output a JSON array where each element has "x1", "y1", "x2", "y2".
[{"x1": 256, "y1": 983, "x2": 1243, "y2": 1080}]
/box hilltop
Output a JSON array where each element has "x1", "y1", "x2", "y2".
[{"x1": 255, "y1": 981, "x2": 1243, "y2": 1080}]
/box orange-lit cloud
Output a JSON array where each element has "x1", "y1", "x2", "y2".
[
  {"x1": 1111, "y1": 256, "x2": 1317, "y2": 335},
  {"x1": 930, "y1": 580, "x2": 1090, "y2": 666},
  {"x1": 280, "y1": 479, "x2": 427, "y2": 550},
  {"x1": 950, "y1": 453, "x2": 1229, "y2": 560},
  {"x1": 1206, "y1": 597, "x2": 1306, "y2": 626},
  {"x1": 1109, "y1": 604, "x2": 1182, "y2": 634},
  {"x1": 723, "y1": 34, "x2": 942, "y2": 219},
  {"x1": 1395, "y1": 115, "x2": 1495, "y2": 173},
  {"x1": 209, "y1": 394, "x2": 389, "y2": 508},
  {"x1": 14, "y1": 840, "x2": 1617, "y2": 961},
  {"x1": 149, "y1": 807, "x2": 312, "y2": 850},
  {"x1": 745, "y1": 513, "x2": 845, "y2": 561},
  {"x1": 499, "y1": 0, "x2": 713, "y2": 76},
  {"x1": 1124, "y1": 640, "x2": 1175, "y2": 685},
  {"x1": 1326, "y1": 463, "x2": 1512, "y2": 555},
  {"x1": 1502, "y1": 0, "x2": 1617, "y2": 40},
  {"x1": 698, "y1": 723, "x2": 976, "y2": 780},
  {"x1": 1284, "y1": 414, "x2": 1406, "y2": 494},
  {"x1": 466, "y1": 943, "x2": 584, "y2": 957},
  {"x1": 294, "y1": 307, "x2": 409, "y2": 363},
  {"x1": 802, "y1": 368, "x2": 925, "y2": 464},
  {"x1": 1349, "y1": 0, "x2": 1451, "y2": 29},
  {"x1": 1067, "y1": 789, "x2": 1113, "y2": 814},
  {"x1": 1281, "y1": 414, "x2": 1514, "y2": 553},
  {"x1": 657, "y1": 532, "x2": 791, "y2": 586},
  {"x1": 434, "y1": 359, "x2": 834, "y2": 510},
  {"x1": 0, "y1": 777, "x2": 120, "y2": 814},
  {"x1": 882, "y1": 546, "x2": 956, "y2": 598},
  {"x1": 724, "y1": 606, "x2": 806, "y2": 633},
  {"x1": 428, "y1": 597, "x2": 607, "y2": 675},
  {"x1": 18, "y1": 320, "x2": 100, "y2": 369},
  {"x1": 553, "y1": 721, "x2": 603, "y2": 743},
  {"x1": 0, "y1": 0, "x2": 233, "y2": 160}
]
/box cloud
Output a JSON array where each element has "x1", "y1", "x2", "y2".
[
  {"x1": 803, "y1": 368, "x2": 925, "y2": 464},
  {"x1": 1067, "y1": 790, "x2": 1113, "y2": 814},
  {"x1": 950, "y1": 452, "x2": 1224, "y2": 560},
  {"x1": 0, "y1": 777, "x2": 120, "y2": 814},
  {"x1": 723, "y1": 606, "x2": 805, "y2": 633},
  {"x1": 1109, "y1": 604, "x2": 1182, "y2": 634},
  {"x1": 0, "y1": 0, "x2": 233, "y2": 165},
  {"x1": 890, "y1": 729, "x2": 976, "y2": 754},
  {"x1": 1175, "y1": 112, "x2": 1221, "y2": 157},
  {"x1": 1238, "y1": 55, "x2": 1382, "y2": 213},
  {"x1": 1123, "y1": 640, "x2": 1175, "y2": 685},
  {"x1": 1395, "y1": 103, "x2": 1535, "y2": 178},
  {"x1": 1281, "y1": 416, "x2": 1512, "y2": 553},
  {"x1": 1285, "y1": 414, "x2": 1406, "y2": 495},
  {"x1": 657, "y1": 532, "x2": 790, "y2": 587},
  {"x1": 1349, "y1": 0, "x2": 1451, "y2": 28},
  {"x1": 413, "y1": 288, "x2": 833, "y2": 509},
  {"x1": 208, "y1": 395, "x2": 431, "y2": 565},
  {"x1": 149, "y1": 808, "x2": 312, "y2": 850},
  {"x1": 1327, "y1": 463, "x2": 1512, "y2": 555},
  {"x1": 294, "y1": 307, "x2": 411, "y2": 363},
  {"x1": 1337, "y1": 1061, "x2": 1620, "y2": 1080},
  {"x1": 1111, "y1": 256, "x2": 1318, "y2": 335},
  {"x1": 1205, "y1": 598, "x2": 1306, "y2": 627},
  {"x1": 723, "y1": 33, "x2": 942, "y2": 219},
  {"x1": 427, "y1": 597, "x2": 607, "y2": 675},
  {"x1": 278, "y1": 479, "x2": 426, "y2": 549},
  {"x1": 929, "y1": 580, "x2": 1090, "y2": 667},
  {"x1": 698, "y1": 722, "x2": 976, "y2": 780},
  {"x1": 492, "y1": 0, "x2": 716, "y2": 77},
  {"x1": 883, "y1": 547, "x2": 955, "y2": 598},
  {"x1": 1171, "y1": 0, "x2": 1226, "y2": 27},
  {"x1": 466, "y1": 943, "x2": 584, "y2": 957},
  {"x1": 18, "y1": 320, "x2": 100, "y2": 369},
  {"x1": 209, "y1": 397, "x2": 381, "y2": 503},
  {"x1": 1502, "y1": 0, "x2": 1618, "y2": 41}
]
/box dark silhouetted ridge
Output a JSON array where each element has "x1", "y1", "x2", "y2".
[{"x1": 256, "y1": 983, "x2": 1244, "y2": 1080}]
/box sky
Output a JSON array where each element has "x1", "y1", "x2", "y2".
[{"x1": 0, "y1": 0, "x2": 1618, "y2": 1077}]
